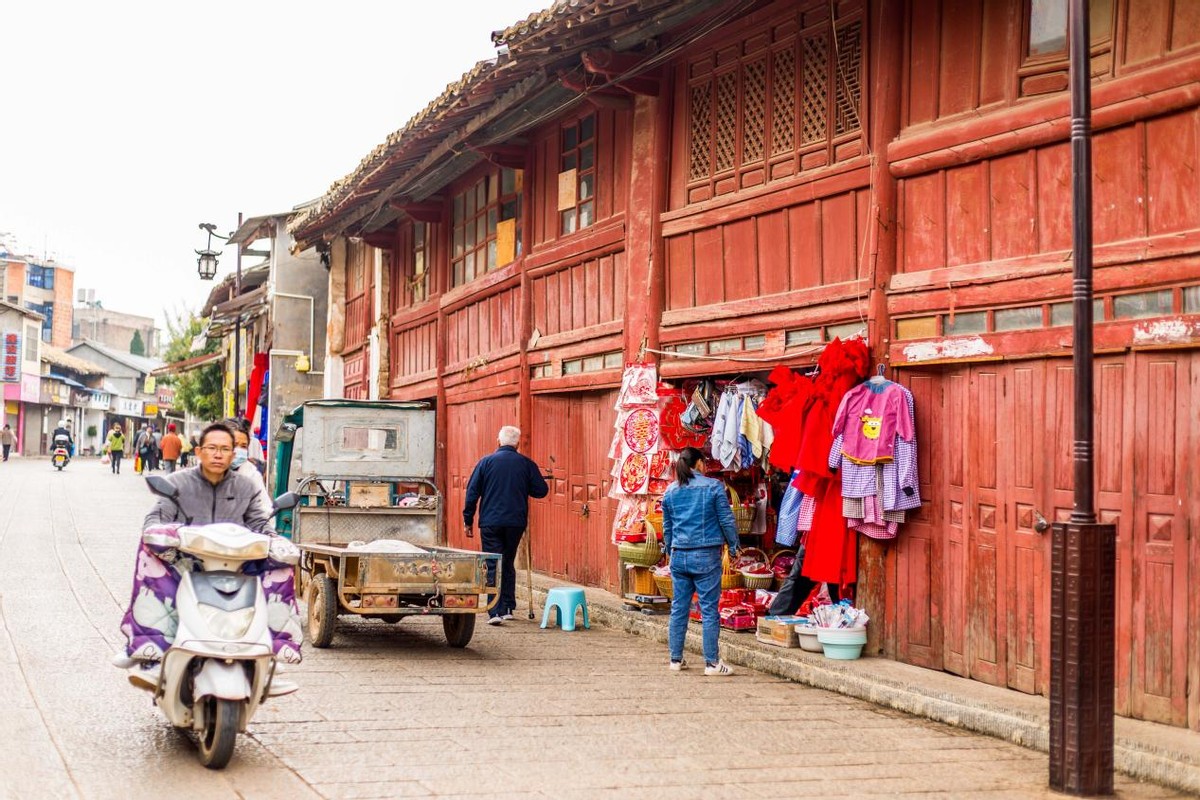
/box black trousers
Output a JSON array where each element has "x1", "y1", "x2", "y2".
[
  {"x1": 1, "y1": 445, "x2": 9, "y2": 461},
  {"x1": 480, "y1": 525, "x2": 524, "y2": 617}
]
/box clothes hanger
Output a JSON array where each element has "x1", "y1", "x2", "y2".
[{"x1": 868, "y1": 364, "x2": 889, "y2": 385}]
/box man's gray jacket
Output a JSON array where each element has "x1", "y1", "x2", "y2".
[{"x1": 143, "y1": 466, "x2": 272, "y2": 532}]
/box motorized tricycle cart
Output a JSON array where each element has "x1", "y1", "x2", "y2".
[{"x1": 273, "y1": 400, "x2": 499, "y2": 648}]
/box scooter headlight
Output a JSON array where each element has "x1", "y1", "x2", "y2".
[{"x1": 197, "y1": 604, "x2": 255, "y2": 639}]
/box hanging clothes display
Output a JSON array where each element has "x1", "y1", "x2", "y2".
[{"x1": 829, "y1": 377, "x2": 920, "y2": 541}]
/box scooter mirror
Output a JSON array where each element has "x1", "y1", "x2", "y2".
[
  {"x1": 272, "y1": 491, "x2": 300, "y2": 512},
  {"x1": 145, "y1": 475, "x2": 179, "y2": 499}
]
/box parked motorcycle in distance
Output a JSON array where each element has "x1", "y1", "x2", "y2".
[
  {"x1": 128, "y1": 475, "x2": 300, "y2": 769},
  {"x1": 51, "y1": 434, "x2": 71, "y2": 470}
]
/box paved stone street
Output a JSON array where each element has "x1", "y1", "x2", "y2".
[{"x1": 0, "y1": 457, "x2": 1187, "y2": 799}]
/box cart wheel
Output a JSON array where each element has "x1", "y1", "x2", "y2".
[
  {"x1": 442, "y1": 614, "x2": 476, "y2": 648},
  {"x1": 307, "y1": 574, "x2": 337, "y2": 648}
]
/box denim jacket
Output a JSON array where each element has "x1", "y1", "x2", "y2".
[{"x1": 661, "y1": 474, "x2": 739, "y2": 555}]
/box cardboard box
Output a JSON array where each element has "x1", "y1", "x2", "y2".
[{"x1": 756, "y1": 616, "x2": 800, "y2": 648}]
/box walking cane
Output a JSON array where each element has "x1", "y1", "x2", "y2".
[{"x1": 524, "y1": 530, "x2": 535, "y2": 619}]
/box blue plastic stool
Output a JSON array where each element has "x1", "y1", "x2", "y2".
[{"x1": 540, "y1": 587, "x2": 590, "y2": 631}]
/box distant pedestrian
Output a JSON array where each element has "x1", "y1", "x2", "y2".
[
  {"x1": 1, "y1": 424, "x2": 16, "y2": 461},
  {"x1": 462, "y1": 425, "x2": 549, "y2": 625},
  {"x1": 178, "y1": 433, "x2": 193, "y2": 468},
  {"x1": 159, "y1": 423, "x2": 183, "y2": 473},
  {"x1": 104, "y1": 424, "x2": 126, "y2": 475},
  {"x1": 133, "y1": 424, "x2": 149, "y2": 473},
  {"x1": 662, "y1": 447, "x2": 739, "y2": 676},
  {"x1": 149, "y1": 425, "x2": 162, "y2": 471}
]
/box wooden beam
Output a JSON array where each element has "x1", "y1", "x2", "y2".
[
  {"x1": 361, "y1": 223, "x2": 398, "y2": 250},
  {"x1": 468, "y1": 144, "x2": 526, "y2": 170},
  {"x1": 582, "y1": 49, "x2": 661, "y2": 96},
  {"x1": 584, "y1": 93, "x2": 634, "y2": 111},
  {"x1": 388, "y1": 198, "x2": 444, "y2": 224}
]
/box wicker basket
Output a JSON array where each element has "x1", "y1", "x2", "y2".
[
  {"x1": 721, "y1": 547, "x2": 743, "y2": 589},
  {"x1": 728, "y1": 485, "x2": 756, "y2": 537},
  {"x1": 770, "y1": 549, "x2": 797, "y2": 590},
  {"x1": 653, "y1": 572, "x2": 674, "y2": 599},
  {"x1": 627, "y1": 565, "x2": 657, "y2": 595},
  {"x1": 617, "y1": 519, "x2": 662, "y2": 567},
  {"x1": 737, "y1": 546, "x2": 773, "y2": 589}
]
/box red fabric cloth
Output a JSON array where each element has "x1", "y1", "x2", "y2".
[
  {"x1": 800, "y1": 474, "x2": 856, "y2": 585},
  {"x1": 791, "y1": 338, "x2": 870, "y2": 586},
  {"x1": 245, "y1": 353, "x2": 269, "y2": 422},
  {"x1": 757, "y1": 367, "x2": 812, "y2": 472}
]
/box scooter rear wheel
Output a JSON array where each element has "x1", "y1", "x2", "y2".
[{"x1": 197, "y1": 697, "x2": 241, "y2": 769}]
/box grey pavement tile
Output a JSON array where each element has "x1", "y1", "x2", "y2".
[{"x1": 311, "y1": 781, "x2": 434, "y2": 799}]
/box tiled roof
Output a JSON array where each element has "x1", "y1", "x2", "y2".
[
  {"x1": 290, "y1": 0, "x2": 730, "y2": 249},
  {"x1": 41, "y1": 345, "x2": 108, "y2": 376}
]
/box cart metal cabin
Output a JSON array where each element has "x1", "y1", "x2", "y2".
[{"x1": 274, "y1": 400, "x2": 499, "y2": 648}]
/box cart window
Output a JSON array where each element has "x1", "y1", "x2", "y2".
[{"x1": 341, "y1": 426, "x2": 400, "y2": 453}]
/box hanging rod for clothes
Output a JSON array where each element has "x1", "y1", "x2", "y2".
[{"x1": 642, "y1": 343, "x2": 826, "y2": 363}]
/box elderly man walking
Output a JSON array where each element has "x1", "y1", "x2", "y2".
[{"x1": 463, "y1": 426, "x2": 549, "y2": 625}]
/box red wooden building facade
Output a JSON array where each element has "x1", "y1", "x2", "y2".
[{"x1": 292, "y1": 0, "x2": 1200, "y2": 730}]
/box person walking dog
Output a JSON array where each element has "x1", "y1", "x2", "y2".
[
  {"x1": 662, "y1": 446, "x2": 740, "y2": 676},
  {"x1": 463, "y1": 426, "x2": 549, "y2": 625}
]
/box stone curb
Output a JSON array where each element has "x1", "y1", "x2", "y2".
[{"x1": 528, "y1": 582, "x2": 1200, "y2": 795}]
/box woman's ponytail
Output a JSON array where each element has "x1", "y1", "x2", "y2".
[{"x1": 675, "y1": 447, "x2": 704, "y2": 486}]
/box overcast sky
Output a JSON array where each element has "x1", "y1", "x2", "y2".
[{"x1": 0, "y1": 0, "x2": 546, "y2": 332}]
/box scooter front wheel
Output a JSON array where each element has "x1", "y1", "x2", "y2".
[{"x1": 197, "y1": 697, "x2": 241, "y2": 769}]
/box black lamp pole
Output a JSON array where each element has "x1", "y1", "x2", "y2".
[
  {"x1": 1049, "y1": 0, "x2": 1117, "y2": 794},
  {"x1": 196, "y1": 217, "x2": 243, "y2": 419},
  {"x1": 234, "y1": 211, "x2": 243, "y2": 419}
]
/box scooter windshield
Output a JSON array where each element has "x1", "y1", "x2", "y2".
[{"x1": 178, "y1": 523, "x2": 271, "y2": 560}]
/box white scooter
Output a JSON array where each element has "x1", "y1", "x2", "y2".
[
  {"x1": 130, "y1": 475, "x2": 300, "y2": 769},
  {"x1": 51, "y1": 434, "x2": 71, "y2": 470}
]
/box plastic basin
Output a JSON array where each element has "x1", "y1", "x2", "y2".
[
  {"x1": 816, "y1": 627, "x2": 867, "y2": 660},
  {"x1": 796, "y1": 626, "x2": 823, "y2": 653}
]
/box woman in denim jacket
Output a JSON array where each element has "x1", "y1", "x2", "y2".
[{"x1": 661, "y1": 447, "x2": 740, "y2": 676}]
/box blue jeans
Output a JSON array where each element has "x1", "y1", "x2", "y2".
[{"x1": 668, "y1": 546, "x2": 723, "y2": 664}]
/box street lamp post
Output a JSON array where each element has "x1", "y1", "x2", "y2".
[
  {"x1": 1048, "y1": 0, "x2": 1117, "y2": 794},
  {"x1": 195, "y1": 215, "x2": 244, "y2": 418}
]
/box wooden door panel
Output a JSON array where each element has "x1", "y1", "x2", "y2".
[
  {"x1": 530, "y1": 396, "x2": 572, "y2": 580},
  {"x1": 1131, "y1": 354, "x2": 1190, "y2": 725},
  {"x1": 895, "y1": 372, "x2": 943, "y2": 669},
  {"x1": 1006, "y1": 363, "x2": 1045, "y2": 694},
  {"x1": 1043, "y1": 358, "x2": 1135, "y2": 712},
  {"x1": 967, "y1": 368, "x2": 1005, "y2": 686},
  {"x1": 943, "y1": 371, "x2": 969, "y2": 677}
]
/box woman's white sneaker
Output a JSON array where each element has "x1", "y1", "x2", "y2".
[
  {"x1": 669, "y1": 659, "x2": 688, "y2": 671},
  {"x1": 704, "y1": 661, "x2": 734, "y2": 676}
]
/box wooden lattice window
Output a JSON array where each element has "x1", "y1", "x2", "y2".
[
  {"x1": 683, "y1": 4, "x2": 865, "y2": 202},
  {"x1": 558, "y1": 114, "x2": 596, "y2": 236},
  {"x1": 452, "y1": 168, "x2": 522, "y2": 286}
]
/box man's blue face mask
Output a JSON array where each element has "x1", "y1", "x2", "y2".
[{"x1": 231, "y1": 447, "x2": 249, "y2": 468}]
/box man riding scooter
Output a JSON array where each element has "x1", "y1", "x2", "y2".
[
  {"x1": 51, "y1": 419, "x2": 74, "y2": 455},
  {"x1": 112, "y1": 421, "x2": 304, "y2": 685}
]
